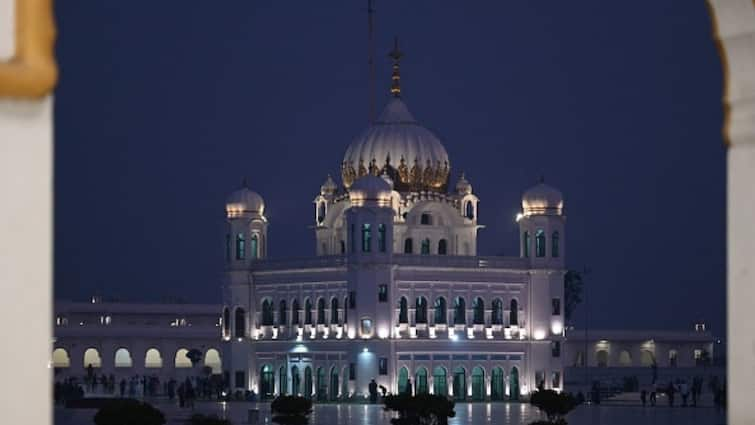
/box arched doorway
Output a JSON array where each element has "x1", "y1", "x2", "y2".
[
  {"x1": 83, "y1": 348, "x2": 101, "y2": 368},
  {"x1": 471, "y1": 367, "x2": 485, "y2": 401},
  {"x1": 509, "y1": 367, "x2": 520, "y2": 400},
  {"x1": 279, "y1": 366, "x2": 287, "y2": 395},
  {"x1": 114, "y1": 348, "x2": 132, "y2": 368},
  {"x1": 52, "y1": 348, "x2": 70, "y2": 368},
  {"x1": 433, "y1": 367, "x2": 447, "y2": 396},
  {"x1": 415, "y1": 367, "x2": 428, "y2": 394},
  {"x1": 291, "y1": 365, "x2": 301, "y2": 395},
  {"x1": 329, "y1": 366, "x2": 339, "y2": 400},
  {"x1": 453, "y1": 367, "x2": 466, "y2": 401},
  {"x1": 145, "y1": 348, "x2": 163, "y2": 369},
  {"x1": 398, "y1": 366, "x2": 409, "y2": 394},
  {"x1": 316, "y1": 367, "x2": 327, "y2": 401},
  {"x1": 491, "y1": 367, "x2": 504, "y2": 401},
  {"x1": 260, "y1": 364, "x2": 275, "y2": 399},
  {"x1": 304, "y1": 367, "x2": 313, "y2": 398},
  {"x1": 204, "y1": 348, "x2": 222, "y2": 374}
]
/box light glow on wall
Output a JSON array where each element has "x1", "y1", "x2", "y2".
[
  {"x1": 551, "y1": 321, "x2": 563, "y2": 335},
  {"x1": 533, "y1": 329, "x2": 546, "y2": 340},
  {"x1": 378, "y1": 327, "x2": 389, "y2": 339}
]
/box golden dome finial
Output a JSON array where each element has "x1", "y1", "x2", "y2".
[{"x1": 388, "y1": 36, "x2": 403, "y2": 98}]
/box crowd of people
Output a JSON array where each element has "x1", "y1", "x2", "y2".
[
  {"x1": 638, "y1": 375, "x2": 725, "y2": 410},
  {"x1": 53, "y1": 363, "x2": 228, "y2": 408}
]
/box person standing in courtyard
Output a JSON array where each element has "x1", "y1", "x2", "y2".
[
  {"x1": 667, "y1": 381, "x2": 675, "y2": 407},
  {"x1": 405, "y1": 378, "x2": 413, "y2": 396},
  {"x1": 649, "y1": 384, "x2": 657, "y2": 406},
  {"x1": 681, "y1": 380, "x2": 690, "y2": 407},
  {"x1": 369, "y1": 379, "x2": 378, "y2": 403},
  {"x1": 640, "y1": 389, "x2": 647, "y2": 407}
]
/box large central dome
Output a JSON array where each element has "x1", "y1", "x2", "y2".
[{"x1": 341, "y1": 98, "x2": 451, "y2": 192}]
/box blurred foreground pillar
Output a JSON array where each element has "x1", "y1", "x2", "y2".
[
  {"x1": 707, "y1": 1, "x2": 755, "y2": 424},
  {"x1": 0, "y1": 0, "x2": 54, "y2": 424}
]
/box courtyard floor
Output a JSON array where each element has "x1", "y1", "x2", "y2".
[{"x1": 55, "y1": 400, "x2": 727, "y2": 425}]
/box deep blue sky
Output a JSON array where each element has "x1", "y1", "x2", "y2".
[{"x1": 54, "y1": 1, "x2": 725, "y2": 336}]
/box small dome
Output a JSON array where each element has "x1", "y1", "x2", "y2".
[
  {"x1": 320, "y1": 174, "x2": 337, "y2": 195},
  {"x1": 455, "y1": 172, "x2": 472, "y2": 195},
  {"x1": 522, "y1": 179, "x2": 563, "y2": 216},
  {"x1": 349, "y1": 175, "x2": 392, "y2": 204},
  {"x1": 226, "y1": 185, "x2": 265, "y2": 216}
]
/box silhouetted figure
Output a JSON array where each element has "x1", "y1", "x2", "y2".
[
  {"x1": 650, "y1": 385, "x2": 657, "y2": 406},
  {"x1": 667, "y1": 382, "x2": 675, "y2": 407},
  {"x1": 119, "y1": 379, "x2": 126, "y2": 397},
  {"x1": 178, "y1": 383, "x2": 186, "y2": 407},
  {"x1": 405, "y1": 378, "x2": 413, "y2": 396},
  {"x1": 681, "y1": 380, "x2": 689, "y2": 407},
  {"x1": 640, "y1": 390, "x2": 647, "y2": 407},
  {"x1": 369, "y1": 379, "x2": 378, "y2": 403}
]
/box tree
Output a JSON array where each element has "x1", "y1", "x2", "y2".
[
  {"x1": 383, "y1": 394, "x2": 455, "y2": 425},
  {"x1": 529, "y1": 390, "x2": 577, "y2": 425},
  {"x1": 564, "y1": 270, "x2": 583, "y2": 323}
]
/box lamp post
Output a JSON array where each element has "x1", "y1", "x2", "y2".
[{"x1": 583, "y1": 266, "x2": 591, "y2": 399}]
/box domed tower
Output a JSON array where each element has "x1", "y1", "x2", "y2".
[
  {"x1": 343, "y1": 175, "x2": 395, "y2": 390},
  {"x1": 518, "y1": 177, "x2": 566, "y2": 346},
  {"x1": 225, "y1": 181, "x2": 268, "y2": 266},
  {"x1": 518, "y1": 177, "x2": 565, "y2": 267}
]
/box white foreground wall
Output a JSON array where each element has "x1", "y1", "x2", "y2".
[
  {"x1": 707, "y1": 1, "x2": 755, "y2": 424},
  {"x1": 0, "y1": 0, "x2": 53, "y2": 423}
]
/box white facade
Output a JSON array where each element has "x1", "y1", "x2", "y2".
[{"x1": 222, "y1": 79, "x2": 570, "y2": 401}]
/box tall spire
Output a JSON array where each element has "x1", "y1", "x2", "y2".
[
  {"x1": 388, "y1": 36, "x2": 403, "y2": 98},
  {"x1": 367, "y1": 0, "x2": 376, "y2": 123}
]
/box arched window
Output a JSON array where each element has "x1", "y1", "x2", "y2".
[
  {"x1": 145, "y1": 348, "x2": 163, "y2": 368},
  {"x1": 235, "y1": 233, "x2": 245, "y2": 260},
  {"x1": 361, "y1": 223, "x2": 372, "y2": 252},
  {"x1": 509, "y1": 299, "x2": 518, "y2": 326},
  {"x1": 280, "y1": 366, "x2": 288, "y2": 396},
  {"x1": 535, "y1": 229, "x2": 546, "y2": 257},
  {"x1": 317, "y1": 298, "x2": 326, "y2": 324},
  {"x1": 454, "y1": 297, "x2": 466, "y2": 325},
  {"x1": 305, "y1": 299, "x2": 313, "y2": 325},
  {"x1": 552, "y1": 231, "x2": 560, "y2": 258},
  {"x1": 473, "y1": 297, "x2": 484, "y2": 325},
  {"x1": 331, "y1": 298, "x2": 339, "y2": 324},
  {"x1": 415, "y1": 296, "x2": 428, "y2": 324},
  {"x1": 421, "y1": 238, "x2": 431, "y2": 255},
  {"x1": 291, "y1": 299, "x2": 300, "y2": 325},
  {"x1": 251, "y1": 234, "x2": 259, "y2": 259},
  {"x1": 465, "y1": 201, "x2": 474, "y2": 219},
  {"x1": 261, "y1": 299, "x2": 274, "y2": 326},
  {"x1": 261, "y1": 364, "x2": 275, "y2": 398},
  {"x1": 279, "y1": 300, "x2": 287, "y2": 325},
  {"x1": 316, "y1": 367, "x2": 327, "y2": 401},
  {"x1": 404, "y1": 238, "x2": 413, "y2": 254},
  {"x1": 434, "y1": 297, "x2": 447, "y2": 324},
  {"x1": 234, "y1": 308, "x2": 246, "y2": 338},
  {"x1": 304, "y1": 366, "x2": 313, "y2": 398},
  {"x1": 420, "y1": 213, "x2": 432, "y2": 225},
  {"x1": 329, "y1": 366, "x2": 339, "y2": 400},
  {"x1": 438, "y1": 239, "x2": 447, "y2": 255},
  {"x1": 52, "y1": 348, "x2": 70, "y2": 368},
  {"x1": 317, "y1": 202, "x2": 326, "y2": 224},
  {"x1": 510, "y1": 367, "x2": 520, "y2": 400},
  {"x1": 522, "y1": 231, "x2": 530, "y2": 258},
  {"x1": 222, "y1": 307, "x2": 230, "y2": 337},
  {"x1": 491, "y1": 299, "x2": 503, "y2": 325},
  {"x1": 114, "y1": 348, "x2": 132, "y2": 368},
  {"x1": 340, "y1": 240, "x2": 345, "y2": 254},
  {"x1": 378, "y1": 224, "x2": 387, "y2": 252},
  {"x1": 175, "y1": 348, "x2": 192, "y2": 368},
  {"x1": 204, "y1": 348, "x2": 222, "y2": 374},
  {"x1": 398, "y1": 297, "x2": 408, "y2": 324}
]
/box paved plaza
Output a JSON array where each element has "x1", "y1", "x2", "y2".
[{"x1": 55, "y1": 400, "x2": 727, "y2": 425}]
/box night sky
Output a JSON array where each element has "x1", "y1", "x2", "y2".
[{"x1": 53, "y1": 2, "x2": 725, "y2": 337}]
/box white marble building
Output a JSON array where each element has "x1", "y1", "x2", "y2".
[{"x1": 221, "y1": 54, "x2": 568, "y2": 401}]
